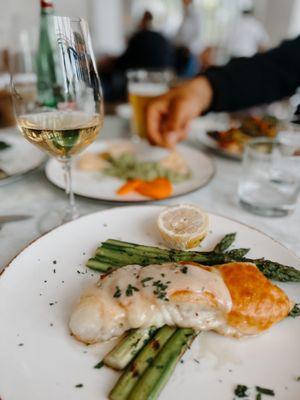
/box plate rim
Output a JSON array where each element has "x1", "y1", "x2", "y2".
[{"x1": 44, "y1": 141, "x2": 216, "y2": 203}]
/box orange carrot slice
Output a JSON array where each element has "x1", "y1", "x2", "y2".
[
  {"x1": 136, "y1": 178, "x2": 173, "y2": 199},
  {"x1": 117, "y1": 179, "x2": 143, "y2": 195}
]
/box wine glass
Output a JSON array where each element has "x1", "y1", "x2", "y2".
[{"x1": 10, "y1": 16, "x2": 103, "y2": 226}]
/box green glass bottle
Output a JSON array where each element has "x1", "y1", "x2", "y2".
[{"x1": 37, "y1": 0, "x2": 60, "y2": 107}]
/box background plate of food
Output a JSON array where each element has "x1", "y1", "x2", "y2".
[
  {"x1": 45, "y1": 139, "x2": 215, "y2": 202},
  {"x1": 0, "y1": 205, "x2": 299, "y2": 400},
  {"x1": 0, "y1": 127, "x2": 46, "y2": 185},
  {"x1": 191, "y1": 113, "x2": 280, "y2": 160}
]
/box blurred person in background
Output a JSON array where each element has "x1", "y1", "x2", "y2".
[
  {"x1": 99, "y1": 11, "x2": 174, "y2": 102},
  {"x1": 174, "y1": 0, "x2": 202, "y2": 77},
  {"x1": 115, "y1": 11, "x2": 174, "y2": 72},
  {"x1": 227, "y1": 6, "x2": 269, "y2": 58},
  {"x1": 145, "y1": 36, "x2": 300, "y2": 148}
]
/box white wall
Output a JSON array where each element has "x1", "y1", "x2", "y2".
[
  {"x1": 0, "y1": 0, "x2": 125, "y2": 55},
  {"x1": 254, "y1": 0, "x2": 296, "y2": 45},
  {"x1": 1, "y1": 0, "x2": 298, "y2": 53},
  {"x1": 288, "y1": 0, "x2": 300, "y2": 38},
  {"x1": 90, "y1": 0, "x2": 125, "y2": 55},
  {"x1": 0, "y1": 0, "x2": 89, "y2": 50}
]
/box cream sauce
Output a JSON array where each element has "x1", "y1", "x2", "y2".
[{"x1": 69, "y1": 263, "x2": 232, "y2": 343}]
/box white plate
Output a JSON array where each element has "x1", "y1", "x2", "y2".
[
  {"x1": 45, "y1": 139, "x2": 215, "y2": 202},
  {"x1": 190, "y1": 114, "x2": 242, "y2": 161},
  {"x1": 0, "y1": 128, "x2": 46, "y2": 185},
  {"x1": 0, "y1": 205, "x2": 299, "y2": 400}
]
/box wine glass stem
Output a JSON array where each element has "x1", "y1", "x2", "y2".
[{"x1": 61, "y1": 157, "x2": 79, "y2": 221}]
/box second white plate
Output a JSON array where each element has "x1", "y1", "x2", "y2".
[
  {"x1": 45, "y1": 139, "x2": 215, "y2": 202},
  {"x1": 0, "y1": 128, "x2": 47, "y2": 185}
]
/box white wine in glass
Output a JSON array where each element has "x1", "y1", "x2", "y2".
[{"x1": 11, "y1": 15, "x2": 103, "y2": 226}]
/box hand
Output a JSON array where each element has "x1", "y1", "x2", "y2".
[{"x1": 146, "y1": 76, "x2": 213, "y2": 148}]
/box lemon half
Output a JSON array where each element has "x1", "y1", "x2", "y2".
[{"x1": 157, "y1": 204, "x2": 209, "y2": 250}]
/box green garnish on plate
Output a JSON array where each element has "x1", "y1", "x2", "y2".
[{"x1": 0, "y1": 140, "x2": 11, "y2": 151}]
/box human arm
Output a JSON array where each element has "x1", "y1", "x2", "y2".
[{"x1": 146, "y1": 36, "x2": 300, "y2": 147}]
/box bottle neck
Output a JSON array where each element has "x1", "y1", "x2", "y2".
[{"x1": 41, "y1": 0, "x2": 54, "y2": 15}]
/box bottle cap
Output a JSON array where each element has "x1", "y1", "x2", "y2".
[{"x1": 41, "y1": 0, "x2": 54, "y2": 8}]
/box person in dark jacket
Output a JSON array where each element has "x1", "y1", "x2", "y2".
[
  {"x1": 115, "y1": 11, "x2": 174, "y2": 71},
  {"x1": 99, "y1": 11, "x2": 174, "y2": 102},
  {"x1": 146, "y1": 36, "x2": 300, "y2": 147}
]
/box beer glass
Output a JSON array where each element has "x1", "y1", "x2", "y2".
[{"x1": 127, "y1": 69, "x2": 171, "y2": 139}]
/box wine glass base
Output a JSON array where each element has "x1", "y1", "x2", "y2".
[
  {"x1": 38, "y1": 210, "x2": 63, "y2": 234},
  {"x1": 239, "y1": 199, "x2": 293, "y2": 217},
  {"x1": 62, "y1": 205, "x2": 80, "y2": 223}
]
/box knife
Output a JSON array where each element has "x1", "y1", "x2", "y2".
[{"x1": 0, "y1": 215, "x2": 32, "y2": 224}]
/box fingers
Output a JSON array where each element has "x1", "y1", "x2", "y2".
[
  {"x1": 146, "y1": 82, "x2": 203, "y2": 148},
  {"x1": 146, "y1": 96, "x2": 169, "y2": 146},
  {"x1": 162, "y1": 128, "x2": 187, "y2": 149},
  {"x1": 164, "y1": 97, "x2": 191, "y2": 133}
]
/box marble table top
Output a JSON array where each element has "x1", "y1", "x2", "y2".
[{"x1": 1, "y1": 116, "x2": 299, "y2": 270}]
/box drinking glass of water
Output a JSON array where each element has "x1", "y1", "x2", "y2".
[{"x1": 238, "y1": 136, "x2": 300, "y2": 217}]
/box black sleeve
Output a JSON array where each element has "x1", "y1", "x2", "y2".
[{"x1": 204, "y1": 36, "x2": 300, "y2": 112}]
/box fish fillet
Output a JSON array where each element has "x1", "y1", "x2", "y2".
[{"x1": 69, "y1": 262, "x2": 292, "y2": 343}]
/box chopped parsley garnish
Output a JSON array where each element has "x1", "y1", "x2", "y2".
[
  {"x1": 126, "y1": 284, "x2": 139, "y2": 297},
  {"x1": 75, "y1": 383, "x2": 83, "y2": 388},
  {"x1": 0, "y1": 140, "x2": 11, "y2": 151},
  {"x1": 289, "y1": 303, "x2": 300, "y2": 318},
  {"x1": 94, "y1": 360, "x2": 104, "y2": 369},
  {"x1": 234, "y1": 384, "x2": 249, "y2": 398},
  {"x1": 152, "y1": 280, "x2": 168, "y2": 301},
  {"x1": 256, "y1": 394, "x2": 261, "y2": 400},
  {"x1": 141, "y1": 277, "x2": 153, "y2": 287},
  {"x1": 255, "y1": 386, "x2": 275, "y2": 396},
  {"x1": 181, "y1": 266, "x2": 188, "y2": 274},
  {"x1": 113, "y1": 286, "x2": 121, "y2": 298},
  {"x1": 296, "y1": 376, "x2": 300, "y2": 381}
]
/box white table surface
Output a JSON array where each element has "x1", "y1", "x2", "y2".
[{"x1": 1, "y1": 115, "x2": 300, "y2": 270}]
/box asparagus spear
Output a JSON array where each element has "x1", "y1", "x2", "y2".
[
  {"x1": 226, "y1": 248, "x2": 250, "y2": 258},
  {"x1": 127, "y1": 328, "x2": 197, "y2": 400},
  {"x1": 86, "y1": 257, "x2": 114, "y2": 272},
  {"x1": 249, "y1": 258, "x2": 300, "y2": 282},
  {"x1": 94, "y1": 240, "x2": 233, "y2": 267},
  {"x1": 109, "y1": 326, "x2": 176, "y2": 400},
  {"x1": 104, "y1": 327, "x2": 157, "y2": 370},
  {"x1": 289, "y1": 303, "x2": 300, "y2": 318},
  {"x1": 214, "y1": 232, "x2": 236, "y2": 252},
  {"x1": 87, "y1": 239, "x2": 300, "y2": 282}
]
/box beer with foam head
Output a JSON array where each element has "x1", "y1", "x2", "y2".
[{"x1": 127, "y1": 70, "x2": 171, "y2": 138}]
